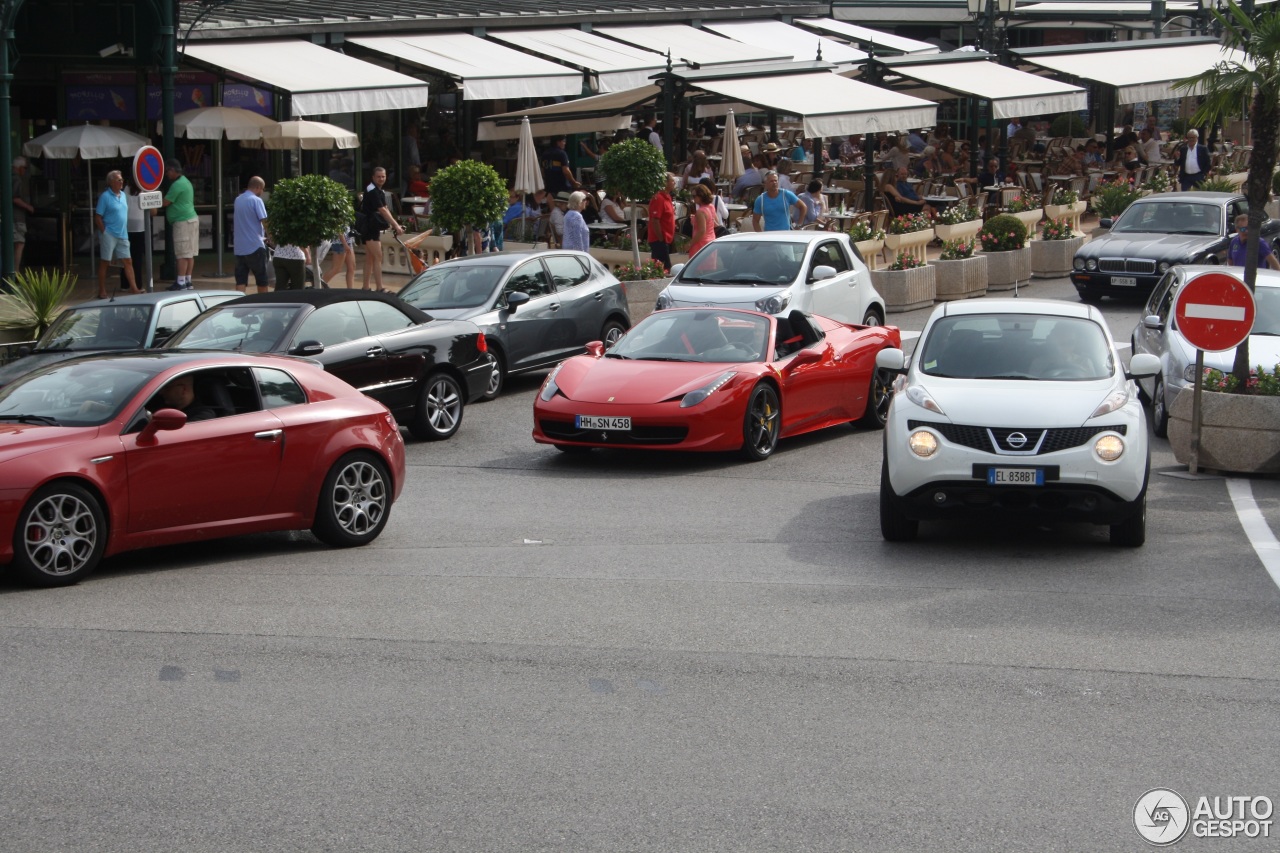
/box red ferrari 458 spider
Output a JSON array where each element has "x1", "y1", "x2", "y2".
[
  {"x1": 533, "y1": 308, "x2": 901, "y2": 460},
  {"x1": 0, "y1": 351, "x2": 406, "y2": 586}
]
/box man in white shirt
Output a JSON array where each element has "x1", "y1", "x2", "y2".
[
  {"x1": 1138, "y1": 128, "x2": 1163, "y2": 165},
  {"x1": 1006, "y1": 117, "x2": 1022, "y2": 143},
  {"x1": 1175, "y1": 129, "x2": 1211, "y2": 191},
  {"x1": 645, "y1": 116, "x2": 661, "y2": 149}
]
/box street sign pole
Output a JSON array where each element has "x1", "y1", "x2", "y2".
[
  {"x1": 1189, "y1": 349, "x2": 1204, "y2": 475},
  {"x1": 132, "y1": 147, "x2": 166, "y2": 293}
]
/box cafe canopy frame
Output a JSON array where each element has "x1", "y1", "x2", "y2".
[
  {"x1": 489, "y1": 28, "x2": 681, "y2": 94},
  {"x1": 874, "y1": 51, "x2": 1087, "y2": 120},
  {"x1": 700, "y1": 20, "x2": 868, "y2": 69}
]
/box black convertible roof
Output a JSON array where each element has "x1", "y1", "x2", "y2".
[{"x1": 230, "y1": 289, "x2": 432, "y2": 324}]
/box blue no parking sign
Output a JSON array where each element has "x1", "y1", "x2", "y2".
[{"x1": 132, "y1": 145, "x2": 165, "y2": 192}]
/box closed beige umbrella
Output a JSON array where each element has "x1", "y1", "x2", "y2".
[{"x1": 718, "y1": 109, "x2": 745, "y2": 184}]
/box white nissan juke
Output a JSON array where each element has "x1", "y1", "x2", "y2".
[{"x1": 877, "y1": 299, "x2": 1161, "y2": 546}]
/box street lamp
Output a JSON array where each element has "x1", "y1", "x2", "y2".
[{"x1": 967, "y1": 0, "x2": 1017, "y2": 58}]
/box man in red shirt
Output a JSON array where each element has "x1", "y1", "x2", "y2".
[{"x1": 648, "y1": 173, "x2": 677, "y2": 271}]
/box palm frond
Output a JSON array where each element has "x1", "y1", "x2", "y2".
[{"x1": 0, "y1": 268, "x2": 78, "y2": 337}]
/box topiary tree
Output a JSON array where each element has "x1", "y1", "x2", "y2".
[
  {"x1": 265, "y1": 174, "x2": 355, "y2": 288},
  {"x1": 427, "y1": 160, "x2": 509, "y2": 255},
  {"x1": 1048, "y1": 113, "x2": 1088, "y2": 139},
  {"x1": 599, "y1": 138, "x2": 668, "y2": 266},
  {"x1": 978, "y1": 214, "x2": 1028, "y2": 252}
]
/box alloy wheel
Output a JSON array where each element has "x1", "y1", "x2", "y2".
[
  {"x1": 24, "y1": 492, "x2": 99, "y2": 577},
  {"x1": 330, "y1": 460, "x2": 388, "y2": 536},
  {"x1": 426, "y1": 377, "x2": 461, "y2": 433}
]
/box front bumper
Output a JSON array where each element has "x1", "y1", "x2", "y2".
[
  {"x1": 891, "y1": 476, "x2": 1143, "y2": 524},
  {"x1": 532, "y1": 396, "x2": 746, "y2": 452}
]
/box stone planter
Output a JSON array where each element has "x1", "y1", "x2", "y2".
[
  {"x1": 1044, "y1": 200, "x2": 1087, "y2": 237},
  {"x1": 883, "y1": 228, "x2": 935, "y2": 266},
  {"x1": 934, "y1": 220, "x2": 982, "y2": 244},
  {"x1": 622, "y1": 278, "x2": 673, "y2": 325},
  {"x1": 983, "y1": 246, "x2": 1032, "y2": 291},
  {"x1": 1168, "y1": 388, "x2": 1280, "y2": 474},
  {"x1": 870, "y1": 264, "x2": 937, "y2": 313},
  {"x1": 1009, "y1": 209, "x2": 1043, "y2": 237},
  {"x1": 854, "y1": 238, "x2": 884, "y2": 270},
  {"x1": 1030, "y1": 236, "x2": 1085, "y2": 279},
  {"x1": 934, "y1": 255, "x2": 988, "y2": 301}
]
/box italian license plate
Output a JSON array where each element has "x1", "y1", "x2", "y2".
[
  {"x1": 988, "y1": 467, "x2": 1044, "y2": 486},
  {"x1": 575, "y1": 415, "x2": 631, "y2": 431},
  {"x1": 1111, "y1": 276, "x2": 1137, "y2": 287}
]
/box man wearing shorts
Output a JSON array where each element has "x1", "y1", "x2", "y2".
[
  {"x1": 233, "y1": 176, "x2": 270, "y2": 293},
  {"x1": 94, "y1": 170, "x2": 141, "y2": 299},
  {"x1": 163, "y1": 161, "x2": 199, "y2": 290},
  {"x1": 11, "y1": 156, "x2": 33, "y2": 272}
]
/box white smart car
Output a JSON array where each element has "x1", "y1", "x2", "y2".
[
  {"x1": 877, "y1": 299, "x2": 1161, "y2": 546},
  {"x1": 657, "y1": 232, "x2": 886, "y2": 327}
]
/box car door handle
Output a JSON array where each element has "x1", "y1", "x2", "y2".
[
  {"x1": 254, "y1": 430, "x2": 282, "y2": 441},
  {"x1": 593, "y1": 292, "x2": 604, "y2": 300},
  {"x1": 366, "y1": 346, "x2": 386, "y2": 358},
  {"x1": 548, "y1": 303, "x2": 561, "y2": 311}
]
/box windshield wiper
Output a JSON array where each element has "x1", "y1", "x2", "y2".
[
  {"x1": 644, "y1": 356, "x2": 694, "y2": 362},
  {"x1": 676, "y1": 277, "x2": 708, "y2": 284},
  {"x1": 604, "y1": 352, "x2": 630, "y2": 359},
  {"x1": 976, "y1": 372, "x2": 1037, "y2": 380},
  {"x1": 0, "y1": 414, "x2": 59, "y2": 425}
]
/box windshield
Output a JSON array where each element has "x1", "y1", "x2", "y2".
[
  {"x1": 0, "y1": 360, "x2": 156, "y2": 426},
  {"x1": 609, "y1": 310, "x2": 769, "y2": 363},
  {"x1": 676, "y1": 240, "x2": 805, "y2": 286},
  {"x1": 399, "y1": 264, "x2": 506, "y2": 310},
  {"x1": 918, "y1": 314, "x2": 1114, "y2": 381},
  {"x1": 167, "y1": 305, "x2": 303, "y2": 353},
  {"x1": 1112, "y1": 201, "x2": 1221, "y2": 236},
  {"x1": 37, "y1": 305, "x2": 152, "y2": 352}
]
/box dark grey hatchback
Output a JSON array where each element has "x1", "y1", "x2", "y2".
[{"x1": 397, "y1": 250, "x2": 631, "y2": 399}]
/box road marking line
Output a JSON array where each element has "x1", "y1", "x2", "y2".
[
  {"x1": 1226, "y1": 478, "x2": 1280, "y2": 590},
  {"x1": 1186, "y1": 303, "x2": 1246, "y2": 321}
]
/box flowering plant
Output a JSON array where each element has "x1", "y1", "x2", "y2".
[
  {"x1": 938, "y1": 239, "x2": 976, "y2": 260},
  {"x1": 613, "y1": 260, "x2": 670, "y2": 281},
  {"x1": 1050, "y1": 187, "x2": 1080, "y2": 206},
  {"x1": 1006, "y1": 192, "x2": 1040, "y2": 213},
  {"x1": 1040, "y1": 217, "x2": 1076, "y2": 241},
  {"x1": 847, "y1": 220, "x2": 885, "y2": 242},
  {"x1": 1091, "y1": 179, "x2": 1144, "y2": 218},
  {"x1": 887, "y1": 212, "x2": 932, "y2": 234},
  {"x1": 887, "y1": 252, "x2": 926, "y2": 270},
  {"x1": 1200, "y1": 364, "x2": 1280, "y2": 396},
  {"x1": 978, "y1": 214, "x2": 1028, "y2": 252},
  {"x1": 1142, "y1": 169, "x2": 1172, "y2": 193},
  {"x1": 937, "y1": 202, "x2": 982, "y2": 225}
]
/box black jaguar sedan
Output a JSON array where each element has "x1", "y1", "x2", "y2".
[
  {"x1": 165, "y1": 290, "x2": 492, "y2": 441},
  {"x1": 1070, "y1": 191, "x2": 1280, "y2": 302}
]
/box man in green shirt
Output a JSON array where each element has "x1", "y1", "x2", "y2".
[{"x1": 163, "y1": 161, "x2": 199, "y2": 289}]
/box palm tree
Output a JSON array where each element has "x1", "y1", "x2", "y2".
[{"x1": 1175, "y1": 0, "x2": 1280, "y2": 387}]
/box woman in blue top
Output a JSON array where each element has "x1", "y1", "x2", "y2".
[
  {"x1": 751, "y1": 171, "x2": 805, "y2": 232},
  {"x1": 562, "y1": 191, "x2": 591, "y2": 252}
]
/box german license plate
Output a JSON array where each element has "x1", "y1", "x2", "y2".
[
  {"x1": 988, "y1": 467, "x2": 1044, "y2": 486},
  {"x1": 575, "y1": 415, "x2": 630, "y2": 430},
  {"x1": 1111, "y1": 276, "x2": 1137, "y2": 287}
]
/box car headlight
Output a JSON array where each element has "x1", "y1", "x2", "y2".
[
  {"x1": 908, "y1": 429, "x2": 939, "y2": 458},
  {"x1": 1090, "y1": 388, "x2": 1131, "y2": 418},
  {"x1": 1183, "y1": 363, "x2": 1199, "y2": 384},
  {"x1": 539, "y1": 363, "x2": 564, "y2": 402},
  {"x1": 654, "y1": 291, "x2": 673, "y2": 311},
  {"x1": 1094, "y1": 434, "x2": 1125, "y2": 462},
  {"x1": 1073, "y1": 257, "x2": 1085, "y2": 271},
  {"x1": 680, "y1": 371, "x2": 736, "y2": 408},
  {"x1": 1158, "y1": 261, "x2": 1171, "y2": 273},
  {"x1": 756, "y1": 293, "x2": 791, "y2": 315},
  {"x1": 904, "y1": 384, "x2": 945, "y2": 415},
  {"x1": 1085, "y1": 258, "x2": 1098, "y2": 271}
]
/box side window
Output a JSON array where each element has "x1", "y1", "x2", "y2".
[
  {"x1": 154, "y1": 299, "x2": 200, "y2": 343},
  {"x1": 144, "y1": 367, "x2": 261, "y2": 425},
  {"x1": 812, "y1": 241, "x2": 850, "y2": 275},
  {"x1": 1229, "y1": 201, "x2": 1247, "y2": 232},
  {"x1": 1156, "y1": 280, "x2": 1177, "y2": 325},
  {"x1": 360, "y1": 301, "x2": 415, "y2": 335},
  {"x1": 545, "y1": 255, "x2": 591, "y2": 291},
  {"x1": 253, "y1": 367, "x2": 307, "y2": 409},
  {"x1": 293, "y1": 303, "x2": 367, "y2": 347},
  {"x1": 502, "y1": 261, "x2": 553, "y2": 302},
  {"x1": 1145, "y1": 272, "x2": 1173, "y2": 317}
]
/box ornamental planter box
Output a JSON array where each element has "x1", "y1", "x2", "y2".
[
  {"x1": 1031, "y1": 236, "x2": 1085, "y2": 279},
  {"x1": 983, "y1": 246, "x2": 1032, "y2": 291},
  {"x1": 934, "y1": 220, "x2": 982, "y2": 244},
  {"x1": 883, "y1": 228, "x2": 935, "y2": 266},
  {"x1": 934, "y1": 255, "x2": 988, "y2": 301},
  {"x1": 624, "y1": 278, "x2": 673, "y2": 325},
  {"x1": 870, "y1": 264, "x2": 936, "y2": 313},
  {"x1": 854, "y1": 239, "x2": 884, "y2": 270},
  {"x1": 1044, "y1": 200, "x2": 1087, "y2": 237},
  {"x1": 1009, "y1": 209, "x2": 1043, "y2": 237},
  {"x1": 1168, "y1": 388, "x2": 1280, "y2": 474}
]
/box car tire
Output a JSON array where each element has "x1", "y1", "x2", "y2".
[
  {"x1": 740, "y1": 382, "x2": 780, "y2": 462},
  {"x1": 1152, "y1": 376, "x2": 1169, "y2": 438},
  {"x1": 879, "y1": 459, "x2": 918, "y2": 542},
  {"x1": 601, "y1": 320, "x2": 627, "y2": 348},
  {"x1": 311, "y1": 452, "x2": 392, "y2": 547},
  {"x1": 409, "y1": 372, "x2": 464, "y2": 441},
  {"x1": 861, "y1": 307, "x2": 883, "y2": 327},
  {"x1": 1110, "y1": 493, "x2": 1147, "y2": 547},
  {"x1": 857, "y1": 366, "x2": 893, "y2": 429},
  {"x1": 480, "y1": 349, "x2": 505, "y2": 402},
  {"x1": 11, "y1": 482, "x2": 107, "y2": 587},
  {"x1": 1078, "y1": 289, "x2": 1102, "y2": 304}
]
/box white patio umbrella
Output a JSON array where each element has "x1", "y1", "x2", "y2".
[
  {"x1": 260, "y1": 120, "x2": 359, "y2": 151},
  {"x1": 165, "y1": 107, "x2": 279, "y2": 275},
  {"x1": 718, "y1": 109, "x2": 746, "y2": 186},
  {"x1": 23, "y1": 124, "x2": 151, "y2": 275},
  {"x1": 513, "y1": 116, "x2": 544, "y2": 196}
]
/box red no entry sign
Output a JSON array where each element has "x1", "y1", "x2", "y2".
[
  {"x1": 132, "y1": 145, "x2": 165, "y2": 192},
  {"x1": 1174, "y1": 270, "x2": 1256, "y2": 352}
]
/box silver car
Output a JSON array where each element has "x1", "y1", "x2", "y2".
[{"x1": 1130, "y1": 265, "x2": 1280, "y2": 436}]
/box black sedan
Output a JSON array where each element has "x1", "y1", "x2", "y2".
[
  {"x1": 164, "y1": 290, "x2": 492, "y2": 440},
  {"x1": 0, "y1": 290, "x2": 242, "y2": 390},
  {"x1": 396, "y1": 250, "x2": 631, "y2": 400},
  {"x1": 1071, "y1": 191, "x2": 1280, "y2": 302}
]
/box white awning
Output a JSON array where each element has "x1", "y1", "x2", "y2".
[
  {"x1": 831, "y1": 2, "x2": 970, "y2": 24},
  {"x1": 795, "y1": 18, "x2": 940, "y2": 55},
  {"x1": 347, "y1": 33, "x2": 582, "y2": 101},
  {"x1": 594, "y1": 24, "x2": 792, "y2": 67},
  {"x1": 701, "y1": 20, "x2": 867, "y2": 67},
  {"x1": 477, "y1": 86, "x2": 660, "y2": 141},
  {"x1": 886, "y1": 58, "x2": 1086, "y2": 119},
  {"x1": 489, "y1": 28, "x2": 674, "y2": 93},
  {"x1": 1019, "y1": 2, "x2": 1197, "y2": 12},
  {"x1": 1015, "y1": 41, "x2": 1250, "y2": 103},
  {"x1": 183, "y1": 40, "x2": 430, "y2": 116}
]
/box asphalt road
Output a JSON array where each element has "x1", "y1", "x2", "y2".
[{"x1": 2, "y1": 277, "x2": 1278, "y2": 852}]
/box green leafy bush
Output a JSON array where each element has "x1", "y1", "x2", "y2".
[
  {"x1": 978, "y1": 214, "x2": 1028, "y2": 252},
  {"x1": 847, "y1": 220, "x2": 885, "y2": 242},
  {"x1": 613, "y1": 260, "x2": 669, "y2": 281},
  {"x1": 1143, "y1": 169, "x2": 1172, "y2": 193},
  {"x1": 1006, "y1": 192, "x2": 1040, "y2": 213},
  {"x1": 0, "y1": 268, "x2": 78, "y2": 338},
  {"x1": 937, "y1": 202, "x2": 981, "y2": 225},
  {"x1": 1040, "y1": 218, "x2": 1076, "y2": 241},
  {"x1": 887, "y1": 212, "x2": 932, "y2": 234},
  {"x1": 1193, "y1": 175, "x2": 1236, "y2": 193},
  {"x1": 1048, "y1": 113, "x2": 1088, "y2": 138},
  {"x1": 1091, "y1": 179, "x2": 1144, "y2": 218},
  {"x1": 599, "y1": 139, "x2": 669, "y2": 266},
  {"x1": 265, "y1": 174, "x2": 354, "y2": 251},
  {"x1": 428, "y1": 160, "x2": 508, "y2": 235},
  {"x1": 1050, "y1": 187, "x2": 1079, "y2": 206},
  {"x1": 887, "y1": 252, "x2": 926, "y2": 270},
  {"x1": 1200, "y1": 364, "x2": 1280, "y2": 396},
  {"x1": 938, "y1": 239, "x2": 976, "y2": 260}
]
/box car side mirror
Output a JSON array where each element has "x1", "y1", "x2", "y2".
[
  {"x1": 506, "y1": 291, "x2": 531, "y2": 313},
  {"x1": 1099, "y1": 218, "x2": 1113, "y2": 229},
  {"x1": 290, "y1": 340, "x2": 324, "y2": 356},
  {"x1": 1142, "y1": 314, "x2": 1163, "y2": 331},
  {"x1": 138, "y1": 407, "x2": 187, "y2": 444},
  {"x1": 669, "y1": 263, "x2": 685, "y2": 278},
  {"x1": 1127, "y1": 353, "x2": 1161, "y2": 379},
  {"x1": 876, "y1": 348, "x2": 907, "y2": 372},
  {"x1": 585, "y1": 340, "x2": 605, "y2": 357},
  {"x1": 809, "y1": 265, "x2": 837, "y2": 283}
]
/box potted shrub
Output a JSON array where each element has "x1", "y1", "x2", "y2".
[
  {"x1": 0, "y1": 267, "x2": 78, "y2": 345},
  {"x1": 934, "y1": 238, "x2": 987, "y2": 301},
  {"x1": 1193, "y1": 175, "x2": 1240, "y2": 194},
  {"x1": 264, "y1": 174, "x2": 356, "y2": 288},
  {"x1": 1141, "y1": 168, "x2": 1172, "y2": 195},
  {"x1": 1168, "y1": 366, "x2": 1280, "y2": 474},
  {"x1": 598, "y1": 139, "x2": 668, "y2": 268},
  {"x1": 978, "y1": 213, "x2": 1031, "y2": 291},
  {"x1": 1005, "y1": 192, "x2": 1043, "y2": 235},
  {"x1": 870, "y1": 251, "x2": 935, "y2": 312},
  {"x1": 847, "y1": 219, "x2": 885, "y2": 270},
  {"x1": 883, "y1": 212, "x2": 934, "y2": 266},
  {"x1": 1091, "y1": 178, "x2": 1144, "y2": 225},
  {"x1": 1044, "y1": 187, "x2": 1086, "y2": 236},
  {"x1": 933, "y1": 202, "x2": 983, "y2": 243},
  {"x1": 426, "y1": 160, "x2": 509, "y2": 260},
  {"x1": 1031, "y1": 217, "x2": 1085, "y2": 278},
  {"x1": 614, "y1": 259, "x2": 671, "y2": 324}
]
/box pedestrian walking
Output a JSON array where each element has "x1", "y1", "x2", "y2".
[
  {"x1": 233, "y1": 176, "x2": 270, "y2": 293},
  {"x1": 94, "y1": 170, "x2": 142, "y2": 299}
]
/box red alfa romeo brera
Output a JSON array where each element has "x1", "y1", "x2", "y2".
[
  {"x1": 533, "y1": 308, "x2": 901, "y2": 460},
  {"x1": 0, "y1": 351, "x2": 407, "y2": 586}
]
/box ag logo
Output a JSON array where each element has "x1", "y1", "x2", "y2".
[{"x1": 1134, "y1": 788, "x2": 1190, "y2": 846}]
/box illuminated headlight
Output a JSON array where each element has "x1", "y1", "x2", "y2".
[
  {"x1": 1158, "y1": 261, "x2": 1172, "y2": 273},
  {"x1": 1094, "y1": 434, "x2": 1125, "y2": 461},
  {"x1": 1085, "y1": 258, "x2": 1098, "y2": 271},
  {"x1": 1073, "y1": 257, "x2": 1085, "y2": 271},
  {"x1": 756, "y1": 293, "x2": 791, "y2": 315},
  {"x1": 904, "y1": 384, "x2": 945, "y2": 415},
  {"x1": 539, "y1": 363, "x2": 564, "y2": 402},
  {"x1": 908, "y1": 430, "x2": 939, "y2": 458},
  {"x1": 680, "y1": 371, "x2": 736, "y2": 408},
  {"x1": 654, "y1": 292, "x2": 673, "y2": 311},
  {"x1": 1090, "y1": 388, "x2": 1131, "y2": 418}
]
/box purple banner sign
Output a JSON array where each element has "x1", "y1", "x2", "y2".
[
  {"x1": 222, "y1": 83, "x2": 273, "y2": 116},
  {"x1": 66, "y1": 86, "x2": 137, "y2": 121}
]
